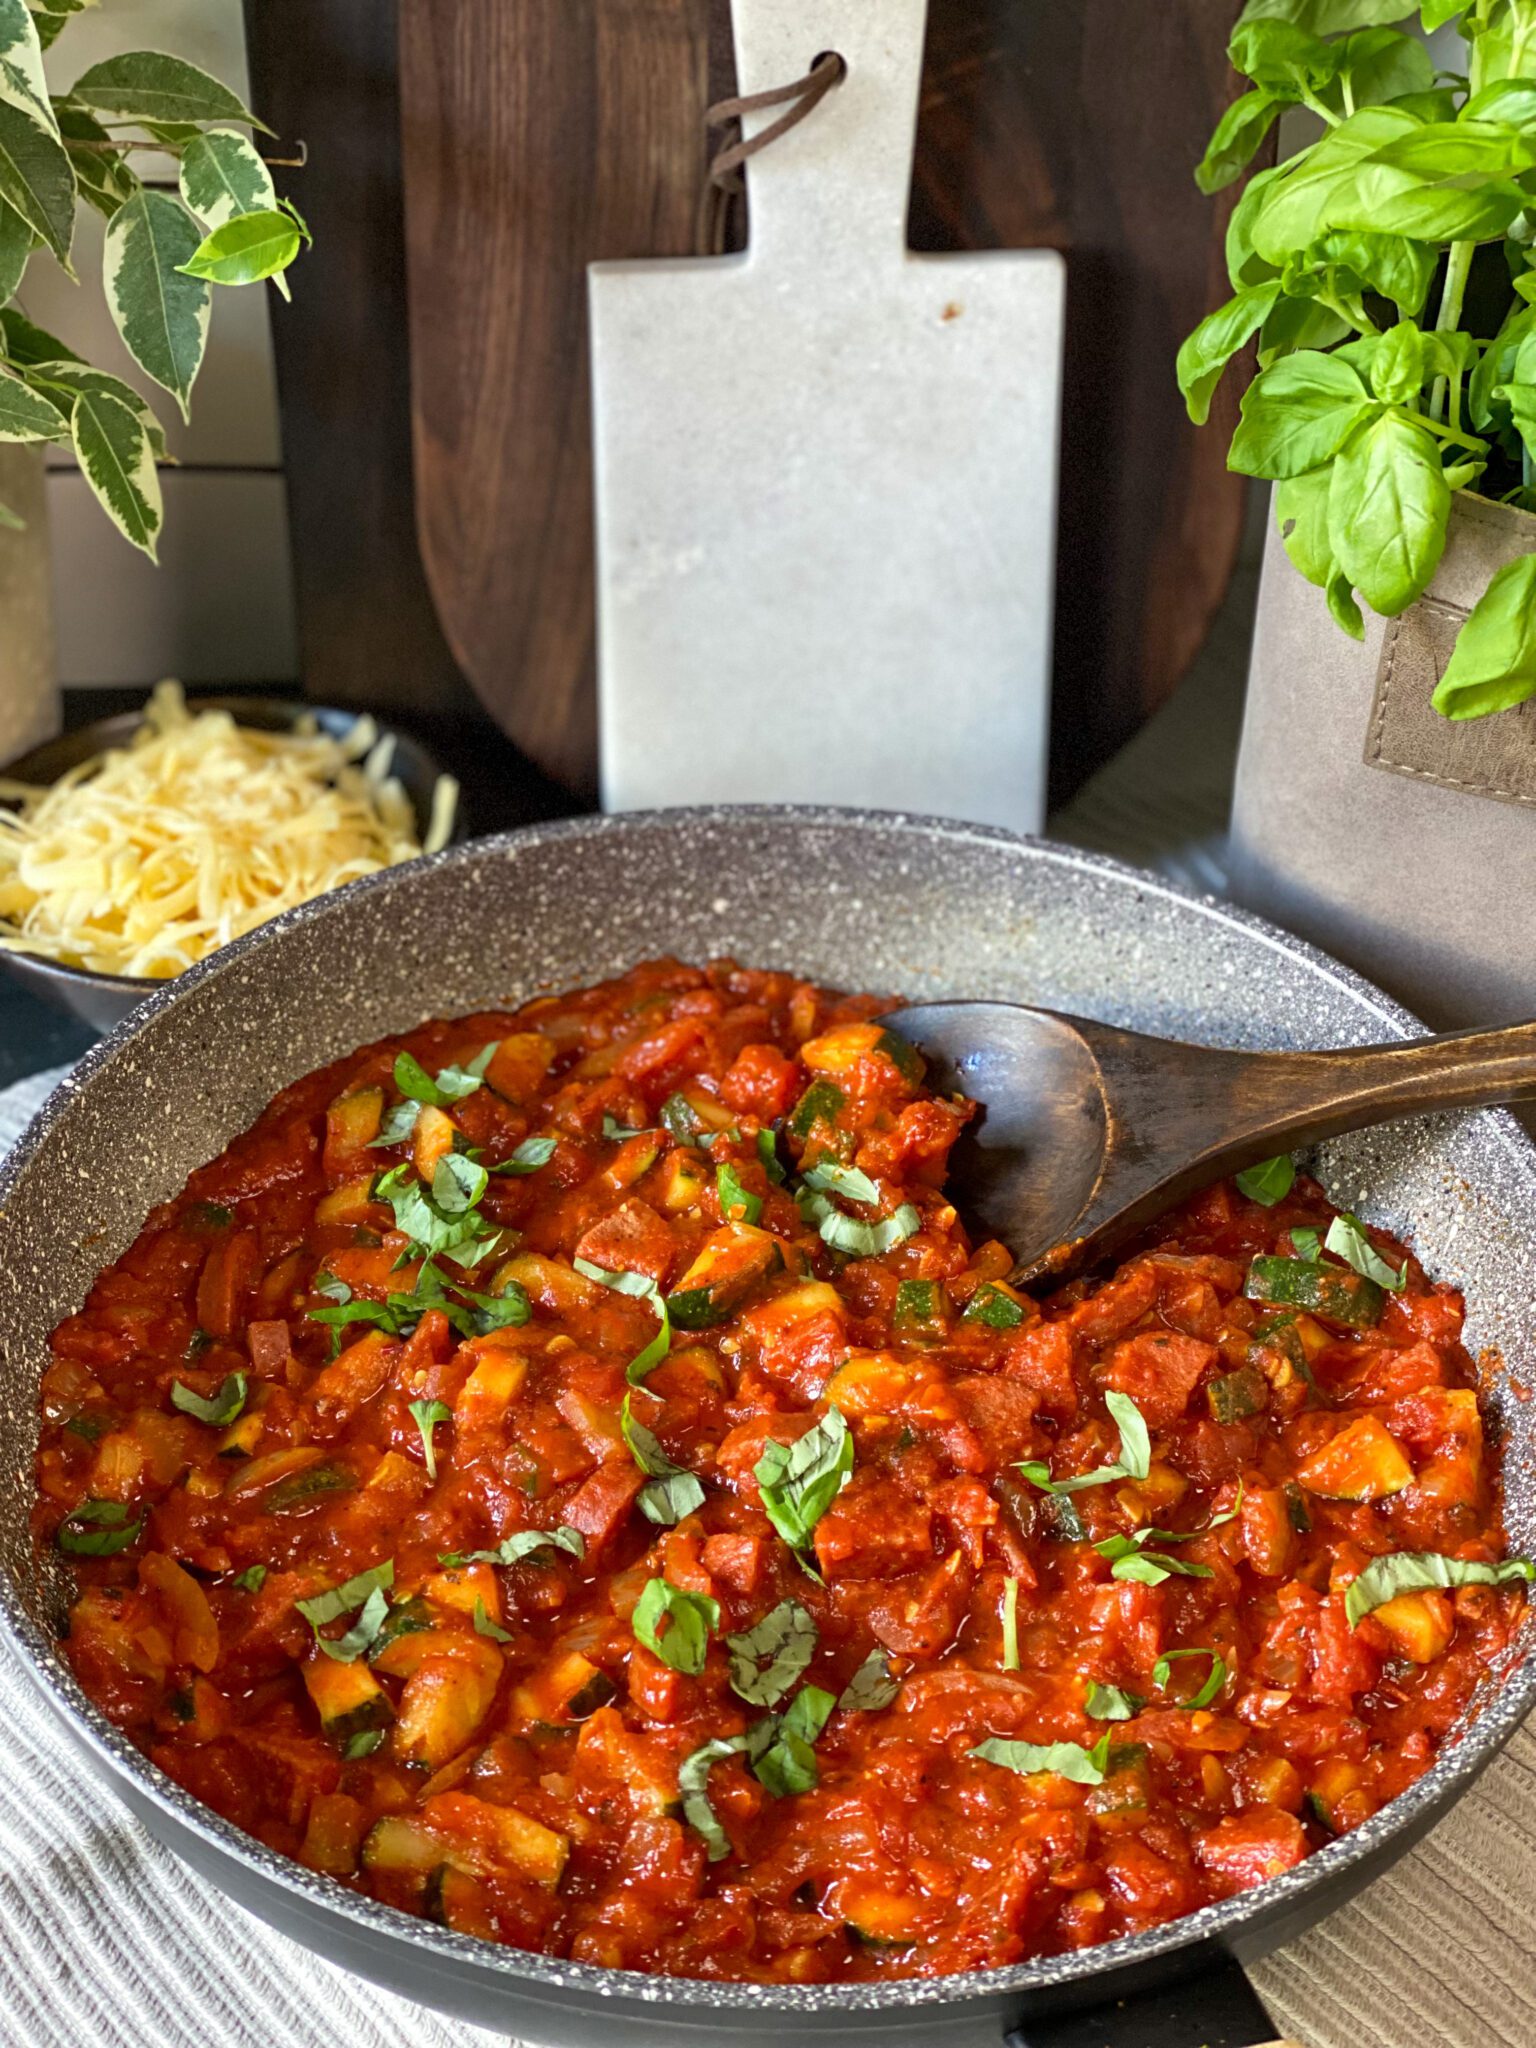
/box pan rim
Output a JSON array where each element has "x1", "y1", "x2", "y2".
[{"x1": 3, "y1": 800, "x2": 1533, "y2": 2015}]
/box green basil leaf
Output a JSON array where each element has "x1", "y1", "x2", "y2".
[
  {"x1": 231, "y1": 1563, "x2": 267, "y2": 1593},
  {"x1": 472, "y1": 1596, "x2": 513, "y2": 1643},
  {"x1": 1249, "y1": 106, "x2": 1419, "y2": 267},
  {"x1": 57, "y1": 1498, "x2": 144, "y2": 1556},
  {"x1": 1228, "y1": 163, "x2": 1286, "y2": 289},
  {"x1": 1101, "y1": 1541, "x2": 1216, "y2": 1585},
  {"x1": 1345, "y1": 1549, "x2": 1534, "y2": 1625},
  {"x1": 1324, "y1": 1211, "x2": 1407, "y2": 1289},
  {"x1": 1368, "y1": 318, "x2": 1424, "y2": 406},
  {"x1": 408, "y1": 1397, "x2": 453, "y2": 1480},
  {"x1": 727, "y1": 1598, "x2": 817, "y2": 1707},
  {"x1": 1153, "y1": 1646, "x2": 1228, "y2": 1709},
  {"x1": 178, "y1": 126, "x2": 274, "y2": 229},
  {"x1": 170, "y1": 1371, "x2": 247, "y2": 1426},
  {"x1": 1304, "y1": 229, "x2": 1436, "y2": 316},
  {"x1": 620, "y1": 1393, "x2": 706, "y2": 1526},
  {"x1": 754, "y1": 1405, "x2": 854, "y2": 1558},
  {"x1": 1197, "y1": 86, "x2": 1285, "y2": 196},
  {"x1": 1322, "y1": 25, "x2": 1434, "y2": 113},
  {"x1": 632, "y1": 1575, "x2": 720, "y2": 1675},
  {"x1": 370, "y1": 1098, "x2": 420, "y2": 1148},
  {"x1": 717, "y1": 1161, "x2": 763, "y2": 1226},
  {"x1": 439, "y1": 1525, "x2": 584, "y2": 1568},
  {"x1": 659, "y1": 1092, "x2": 705, "y2": 1146},
  {"x1": 1235, "y1": 1154, "x2": 1297, "y2": 1205},
  {"x1": 1327, "y1": 564, "x2": 1366, "y2": 640},
  {"x1": 489, "y1": 1135, "x2": 556, "y2": 1176},
  {"x1": 678, "y1": 1733, "x2": 749, "y2": 1860},
  {"x1": 1328, "y1": 409, "x2": 1449, "y2": 616},
  {"x1": 1274, "y1": 466, "x2": 1335, "y2": 589},
  {"x1": 970, "y1": 1735, "x2": 1110, "y2": 1785},
  {"x1": 296, "y1": 1560, "x2": 394, "y2": 1631},
  {"x1": 1463, "y1": 78, "x2": 1536, "y2": 127},
  {"x1": 1433, "y1": 554, "x2": 1536, "y2": 718},
  {"x1": 395, "y1": 1043, "x2": 496, "y2": 1109},
  {"x1": 575, "y1": 1257, "x2": 672, "y2": 1383},
  {"x1": 799, "y1": 1157, "x2": 881, "y2": 1206},
  {"x1": 1105, "y1": 1390, "x2": 1151, "y2": 1481},
  {"x1": 796, "y1": 1187, "x2": 921, "y2": 1258},
  {"x1": 602, "y1": 1113, "x2": 651, "y2": 1141},
  {"x1": 1235, "y1": 3, "x2": 1424, "y2": 46},
  {"x1": 753, "y1": 1684, "x2": 836, "y2": 1798},
  {"x1": 1229, "y1": 350, "x2": 1377, "y2": 479},
  {"x1": 316, "y1": 1584, "x2": 390, "y2": 1664},
  {"x1": 1289, "y1": 1224, "x2": 1324, "y2": 1262},
  {"x1": 838, "y1": 1646, "x2": 900, "y2": 1712},
  {"x1": 1177, "y1": 282, "x2": 1283, "y2": 425},
  {"x1": 69, "y1": 48, "x2": 270, "y2": 131},
  {"x1": 755, "y1": 1126, "x2": 786, "y2": 1183},
  {"x1": 1084, "y1": 1680, "x2": 1143, "y2": 1721}
]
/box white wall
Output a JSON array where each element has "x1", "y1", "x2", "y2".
[{"x1": 33, "y1": 0, "x2": 297, "y2": 685}]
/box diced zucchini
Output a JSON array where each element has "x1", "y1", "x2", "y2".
[
  {"x1": 800, "y1": 1023, "x2": 922, "y2": 1084},
  {"x1": 1370, "y1": 1589, "x2": 1454, "y2": 1663},
  {"x1": 218, "y1": 1409, "x2": 264, "y2": 1459},
  {"x1": 485, "y1": 1032, "x2": 556, "y2": 1103},
  {"x1": 316, "y1": 1177, "x2": 382, "y2": 1228},
  {"x1": 1239, "y1": 1485, "x2": 1296, "y2": 1578},
  {"x1": 602, "y1": 1135, "x2": 661, "y2": 1191},
  {"x1": 1207, "y1": 1362, "x2": 1267, "y2": 1424},
  {"x1": 302, "y1": 1656, "x2": 393, "y2": 1749},
  {"x1": 962, "y1": 1281, "x2": 1027, "y2": 1330},
  {"x1": 1087, "y1": 1744, "x2": 1151, "y2": 1826},
  {"x1": 370, "y1": 1594, "x2": 434, "y2": 1659},
  {"x1": 499, "y1": 1252, "x2": 601, "y2": 1316},
  {"x1": 893, "y1": 1279, "x2": 949, "y2": 1341},
  {"x1": 1308, "y1": 1758, "x2": 1368, "y2": 1835},
  {"x1": 1285, "y1": 1480, "x2": 1313, "y2": 1533},
  {"x1": 364, "y1": 1794, "x2": 568, "y2": 1889},
  {"x1": 510, "y1": 1650, "x2": 617, "y2": 1726},
  {"x1": 823, "y1": 1349, "x2": 933, "y2": 1417},
  {"x1": 575, "y1": 1705, "x2": 680, "y2": 1813},
  {"x1": 841, "y1": 1884, "x2": 926, "y2": 1948},
  {"x1": 325, "y1": 1087, "x2": 384, "y2": 1170},
  {"x1": 1297, "y1": 1414, "x2": 1414, "y2": 1502},
  {"x1": 667, "y1": 1224, "x2": 782, "y2": 1327},
  {"x1": 265, "y1": 1462, "x2": 356, "y2": 1513},
  {"x1": 1246, "y1": 1256, "x2": 1383, "y2": 1328},
  {"x1": 412, "y1": 1104, "x2": 458, "y2": 1179},
  {"x1": 362, "y1": 1814, "x2": 446, "y2": 1875},
  {"x1": 788, "y1": 1080, "x2": 845, "y2": 1140},
  {"x1": 653, "y1": 1152, "x2": 707, "y2": 1214},
  {"x1": 394, "y1": 1640, "x2": 504, "y2": 1766}
]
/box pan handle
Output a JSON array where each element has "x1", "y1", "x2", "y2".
[{"x1": 1004, "y1": 1950, "x2": 1298, "y2": 2048}]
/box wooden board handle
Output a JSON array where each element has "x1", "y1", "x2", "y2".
[{"x1": 730, "y1": 0, "x2": 929, "y2": 269}]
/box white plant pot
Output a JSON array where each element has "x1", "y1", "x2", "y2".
[
  {"x1": 1228, "y1": 488, "x2": 1536, "y2": 1029},
  {"x1": 0, "y1": 444, "x2": 59, "y2": 766}
]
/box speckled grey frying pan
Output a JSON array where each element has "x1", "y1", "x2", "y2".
[{"x1": 1, "y1": 808, "x2": 1532, "y2": 2048}]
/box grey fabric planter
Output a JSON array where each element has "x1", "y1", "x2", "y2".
[
  {"x1": 0, "y1": 446, "x2": 58, "y2": 764},
  {"x1": 1229, "y1": 487, "x2": 1536, "y2": 1029}
]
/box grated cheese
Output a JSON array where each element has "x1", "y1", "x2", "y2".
[{"x1": 0, "y1": 683, "x2": 458, "y2": 979}]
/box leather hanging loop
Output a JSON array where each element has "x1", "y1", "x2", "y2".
[{"x1": 695, "y1": 49, "x2": 846, "y2": 255}]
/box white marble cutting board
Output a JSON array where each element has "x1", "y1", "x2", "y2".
[{"x1": 588, "y1": 0, "x2": 1064, "y2": 832}]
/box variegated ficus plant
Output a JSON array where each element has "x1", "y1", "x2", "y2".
[
  {"x1": 1179, "y1": 0, "x2": 1536, "y2": 720},
  {"x1": 0, "y1": 0, "x2": 310, "y2": 558}
]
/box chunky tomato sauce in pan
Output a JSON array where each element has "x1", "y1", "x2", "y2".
[{"x1": 33, "y1": 962, "x2": 1531, "y2": 1982}]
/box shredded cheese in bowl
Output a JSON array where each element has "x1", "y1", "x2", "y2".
[{"x1": 0, "y1": 684, "x2": 458, "y2": 979}]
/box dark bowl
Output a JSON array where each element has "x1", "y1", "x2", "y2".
[{"x1": 0, "y1": 697, "x2": 460, "y2": 1035}]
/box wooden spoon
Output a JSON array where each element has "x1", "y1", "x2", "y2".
[{"x1": 887, "y1": 1001, "x2": 1536, "y2": 1283}]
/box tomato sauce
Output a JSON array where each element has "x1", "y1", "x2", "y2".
[{"x1": 33, "y1": 960, "x2": 1528, "y2": 1981}]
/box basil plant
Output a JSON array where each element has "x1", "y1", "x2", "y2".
[
  {"x1": 0, "y1": 0, "x2": 311, "y2": 557},
  {"x1": 1179, "y1": 0, "x2": 1536, "y2": 720}
]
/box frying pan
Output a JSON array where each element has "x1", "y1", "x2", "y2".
[{"x1": 1, "y1": 807, "x2": 1532, "y2": 2048}]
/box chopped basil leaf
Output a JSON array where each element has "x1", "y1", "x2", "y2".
[
  {"x1": 373, "y1": 1160, "x2": 501, "y2": 1270},
  {"x1": 679, "y1": 1730, "x2": 763, "y2": 1861},
  {"x1": 1094, "y1": 1532, "x2": 1216, "y2": 1586},
  {"x1": 838, "y1": 1646, "x2": 900, "y2": 1712},
  {"x1": 799, "y1": 1158, "x2": 880, "y2": 1207},
  {"x1": 1235, "y1": 1155, "x2": 1296, "y2": 1206},
  {"x1": 631, "y1": 1576, "x2": 720, "y2": 1675},
  {"x1": 369, "y1": 1098, "x2": 421, "y2": 1148},
  {"x1": 660, "y1": 1093, "x2": 706, "y2": 1146},
  {"x1": 1290, "y1": 1225, "x2": 1323, "y2": 1263},
  {"x1": 395, "y1": 1042, "x2": 497, "y2": 1109},
  {"x1": 715, "y1": 1161, "x2": 763, "y2": 1226},
  {"x1": 344, "y1": 1728, "x2": 385, "y2": 1760},
  {"x1": 620, "y1": 1393, "x2": 707, "y2": 1525},
  {"x1": 489, "y1": 1136, "x2": 556, "y2": 1176},
  {"x1": 1019, "y1": 1391, "x2": 1151, "y2": 1496},
  {"x1": 438, "y1": 1525, "x2": 584, "y2": 1569},
  {"x1": 754, "y1": 1406, "x2": 854, "y2": 1563},
  {"x1": 575, "y1": 1257, "x2": 671, "y2": 1383},
  {"x1": 408, "y1": 1397, "x2": 453, "y2": 1481},
  {"x1": 756, "y1": 1127, "x2": 786, "y2": 1185},
  {"x1": 964, "y1": 1282, "x2": 1026, "y2": 1330},
  {"x1": 602, "y1": 1114, "x2": 652, "y2": 1141},
  {"x1": 232, "y1": 1564, "x2": 267, "y2": 1593},
  {"x1": 57, "y1": 1499, "x2": 144, "y2": 1557},
  {"x1": 1325, "y1": 1212, "x2": 1407, "y2": 1292},
  {"x1": 727, "y1": 1598, "x2": 817, "y2": 1707},
  {"x1": 970, "y1": 1734, "x2": 1111, "y2": 1785},
  {"x1": 1153, "y1": 1646, "x2": 1227, "y2": 1709},
  {"x1": 1001, "y1": 1576, "x2": 1021, "y2": 1672},
  {"x1": 171, "y1": 1371, "x2": 247, "y2": 1427},
  {"x1": 472, "y1": 1596, "x2": 514, "y2": 1643},
  {"x1": 1344, "y1": 1549, "x2": 1535, "y2": 1627},
  {"x1": 796, "y1": 1188, "x2": 921, "y2": 1258},
  {"x1": 752, "y1": 1683, "x2": 836, "y2": 1798},
  {"x1": 295, "y1": 1560, "x2": 394, "y2": 1663},
  {"x1": 1084, "y1": 1680, "x2": 1143, "y2": 1720}
]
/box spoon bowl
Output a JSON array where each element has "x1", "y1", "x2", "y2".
[{"x1": 888, "y1": 1000, "x2": 1536, "y2": 1282}]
